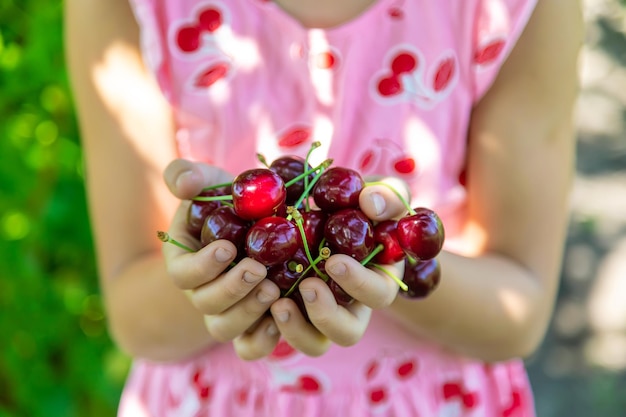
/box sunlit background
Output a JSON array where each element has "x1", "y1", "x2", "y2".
[{"x1": 0, "y1": 1, "x2": 624, "y2": 416}]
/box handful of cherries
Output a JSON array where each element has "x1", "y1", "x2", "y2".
[{"x1": 159, "y1": 143, "x2": 444, "y2": 316}]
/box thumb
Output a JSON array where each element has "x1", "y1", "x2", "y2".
[
  {"x1": 359, "y1": 176, "x2": 411, "y2": 221},
  {"x1": 164, "y1": 159, "x2": 234, "y2": 200}
]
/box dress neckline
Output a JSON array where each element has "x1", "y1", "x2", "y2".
[{"x1": 261, "y1": 0, "x2": 391, "y2": 35}]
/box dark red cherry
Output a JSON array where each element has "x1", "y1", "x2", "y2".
[
  {"x1": 372, "y1": 220, "x2": 406, "y2": 265},
  {"x1": 200, "y1": 206, "x2": 250, "y2": 253},
  {"x1": 246, "y1": 216, "x2": 299, "y2": 266},
  {"x1": 328, "y1": 279, "x2": 354, "y2": 306},
  {"x1": 313, "y1": 167, "x2": 364, "y2": 212},
  {"x1": 187, "y1": 186, "x2": 231, "y2": 239},
  {"x1": 232, "y1": 168, "x2": 286, "y2": 220},
  {"x1": 266, "y1": 247, "x2": 309, "y2": 293},
  {"x1": 297, "y1": 209, "x2": 327, "y2": 252},
  {"x1": 269, "y1": 156, "x2": 314, "y2": 206},
  {"x1": 400, "y1": 257, "x2": 441, "y2": 299},
  {"x1": 324, "y1": 208, "x2": 375, "y2": 262},
  {"x1": 396, "y1": 208, "x2": 445, "y2": 260}
]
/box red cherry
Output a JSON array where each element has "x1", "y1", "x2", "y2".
[
  {"x1": 400, "y1": 257, "x2": 441, "y2": 299},
  {"x1": 266, "y1": 247, "x2": 309, "y2": 292},
  {"x1": 328, "y1": 279, "x2": 354, "y2": 306},
  {"x1": 176, "y1": 25, "x2": 201, "y2": 53},
  {"x1": 372, "y1": 220, "x2": 405, "y2": 265},
  {"x1": 313, "y1": 167, "x2": 364, "y2": 212},
  {"x1": 297, "y1": 209, "x2": 327, "y2": 251},
  {"x1": 269, "y1": 156, "x2": 314, "y2": 206},
  {"x1": 232, "y1": 168, "x2": 286, "y2": 220},
  {"x1": 396, "y1": 207, "x2": 444, "y2": 260},
  {"x1": 187, "y1": 186, "x2": 231, "y2": 238},
  {"x1": 245, "y1": 216, "x2": 299, "y2": 266},
  {"x1": 200, "y1": 206, "x2": 250, "y2": 253},
  {"x1": 324, "y1": 208, "x2": 375, "y2": 262},
  {"x1": 198, "y1": 8, "x2": 222, "y2": 32}
]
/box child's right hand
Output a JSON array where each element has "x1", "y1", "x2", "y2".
[{"x1": 162, "y1": 159, "x2": 282, "y2": 360}]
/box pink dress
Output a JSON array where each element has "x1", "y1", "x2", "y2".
[{"x1": 120, "y1": 0, "x2": 538, "y2": 415}]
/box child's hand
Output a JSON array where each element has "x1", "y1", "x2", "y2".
[
  {"x1": 269, "y1": 177, "x2": 410, "y2": 356},
  {"x1": 163, "y1": 159, "x2": 282, "y2": 360}
]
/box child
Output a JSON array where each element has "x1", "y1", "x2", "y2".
[{"x1": 65, "y1": 0, "x2": 583, "y2": 415}]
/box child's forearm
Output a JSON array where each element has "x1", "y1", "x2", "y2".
[
  {"x1": 388, "y1": 250, "x2": 556, "y2": 363},
  {"x1": 104, "y1": 251, "x2": 218, "y2": 363}
]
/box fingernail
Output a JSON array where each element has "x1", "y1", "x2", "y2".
[
  {"x1": 256, "y1": 290, "x2": 274, "y2": 303},
  {"x1": 243, "y1": 271, "x2": 262, "y2": 284},
  {"x1": 300, "y1": 289, "x2": 317, "y2": 303},
  {"x1": 175, "y1": 170, "x2": 193, "y2": 190},
  {"x1": 275, "y1": 311, "x2": 290, "y2": 323},
  {"x1": 266, "y1": 323, "x2": 278, "y2": 337},
  {"x1": 328, "y1": 262, "x2": 346, "y2": 277},
  {"x1": 371, "y1": 192, "x2": 385, "y2": 216},
  {"x1": 215, "y1": 247, "x2": 233, "y2": 263}
]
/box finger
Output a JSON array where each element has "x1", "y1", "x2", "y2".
[
  {"x1": 324, "y1": 254, "x2": 400, "y2": 309},
  {"x1": 359, "y1": 176, "x2": 411, "y2": 221},
  {"x1": 163, "y1": 158, "x2": 233, "y2": 200},
  {"x1": 297, "y1": 277, "x2": 372, "y2": 347},
  {"x1": 270, "y1": 297, "x2": 331, "y2": 357},
  {"x1": 190, "y1": 258, "x2": 271, "y2": 314},
  {"x1": 202, "y1": 279, "x2": 280, "y2": 342},
  {"x1": 232, "y1": 316, "x2": 281, "y2": 361}
]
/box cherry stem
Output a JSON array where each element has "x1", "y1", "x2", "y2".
[
  {"x1": 200, "y1": 182, "x2": 233, "y2": 193},
  {"x1": 360, "y1": 243, "x2": 385, "y2": 266},
  {"x1": 284, "y1": 158, "x2": 333, "y2": 188},
  {"x1": 256, "y1": 153, "x2": 269, "y2": 168},
  {"x1": 157, "y1": 231, "x2": 196, "y2": 253},
  {"x1": 370, "y1": 263, "x2": 409, "y2": 292},
  {"x1": 303, "y1": 141, "x2": 322, "y2": 211},
  {"x1": 283, "y1": 248, "x2": 331, "y2": 298},
  {"x1": 287, "y1": 160, "x2": 331, "y2": 213},
  {"x1": 288, "y1": 208, "x2": 328, "y2": 280},
  {"x1": 192, "y1": 194, "x2": 233, "y2": 202},
  {"x1": 366, "y1": 181, "x2": 415, "y2": 215}
]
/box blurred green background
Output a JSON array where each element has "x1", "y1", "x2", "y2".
[{"x1": 1, "y1": 1, "x2": 625, "y2": 416}]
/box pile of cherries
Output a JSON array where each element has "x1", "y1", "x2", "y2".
[{"x1": 161, "y1": 143, "x2": 444, "y2": 316}]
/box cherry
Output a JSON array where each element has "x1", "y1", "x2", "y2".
[
  {"x1": 396, "y1": 207, "x2": 444, "y2": 260},
  {"x1": 269, "y1": 156, "x2": 314, "y2": 206},
  {"x1": 186, "y1": 186, "x2": 231, "y2": 239},
  {"x1": 245, "y1": 216, "x2": 299, "y2": 266},
  {"x1": 372, "y1": 220, "x2": 405, "y2": 265},
  {"x1": 200, "y1": 206, "x2": 250, "y2": 254},
  {"x1": 297, "y1": 209, "x2": 327, "y2": 252},
  {"x1": 266, "y1": 247, "x2": 309, "y2": 293},
  {"x1": 197, "y1": 7, "x2": 222, "y2": 32},
  {"x1": 176, "y1": 25, "x2": 201, "y2": 52},
  {"x1": 232, "y1": 168, "x2": 286, "y2": 220},
  {"x1": 400, "y1": 257, "x2": 441, "y2": 299},
  {"x1": 324, "y1": 208, "x2": 375, "y2": 262},
  {"x1": 328, "y1": 279, "x2": 354, "y2": 306},
  {"x1": 313, "y1": 167, "x2": 364, "y2": 212}
]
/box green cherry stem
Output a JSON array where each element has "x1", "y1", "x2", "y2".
[
  {"x1": 284, "y1": 158, "x2": 333, "y2": 188},
  {"x1": 192, "y1": 194, "x2": 233, "y2": 202},
  {"x1": 200, "y1": 182, "x2": 233, "y2": 193},
  {"x1": 303, "y1": 141, "x2": 322, "y2": 211},
  {"x1": 365, "y1": 181, "x2": 415, "y2": 216},
  {"x1": 359, "y1": 243, "x2": 385, "y2": 266},
  {"x1": 256, "y1": 153, "x2": 270, "y2": 168},
  {"x1": 157, "y1": 231, "x2": 196, "y2": 253},
  {"x1": 283, "y1": 247, "x2": 331, "y2": 298},
  {"x1": 370, "y1": 263, "x2": 409, "y2": 292},
  {"x1": 287, "y1": 208, "x2": 328, "y2": 279}
]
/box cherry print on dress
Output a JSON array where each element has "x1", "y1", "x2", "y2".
[
  {"x1": 438, "y1": 380, "x2": 480, "y2": 417},
  {"x1": 269, "y1": 339, "x2": 299, "y2": 361},
  {"x1": 277, "y1": 125, "x2": 313, "y2": 149},
  {"x1": 501, "y1": 389, "x2": 523, "y2": 417},
  {"x1": 474, "y1": 37, "x2": 507, "y2": 66},
  {"x1": 372, "y1": 45, "x2": 459, "y2": 109},
  {"x1": 358, "y1": 138, "x2": 417, "y2": 178},
  {"x1": 174, "y1": 4, "x2": 224, "y2": 54},
  {"x1": 387, "y1": 0, "x2": 405, "y2": 18},
  {"x1": 363, "y1": 353, "x2": 420, "y2": 412},
  {"x1": 193, "y1": 61, "x2": 231, "y2": 88},
  {"x1": 280, "y1": 374, "x2": 324, "y2": 394}
]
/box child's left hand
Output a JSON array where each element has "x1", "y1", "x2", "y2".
[{"x1": 269, "y1": 178, "x2": 410, "y2": 356}]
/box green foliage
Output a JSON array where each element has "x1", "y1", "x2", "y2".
[{"x1": 1, "y1": 1, "x2": 128, "y2": 416}]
